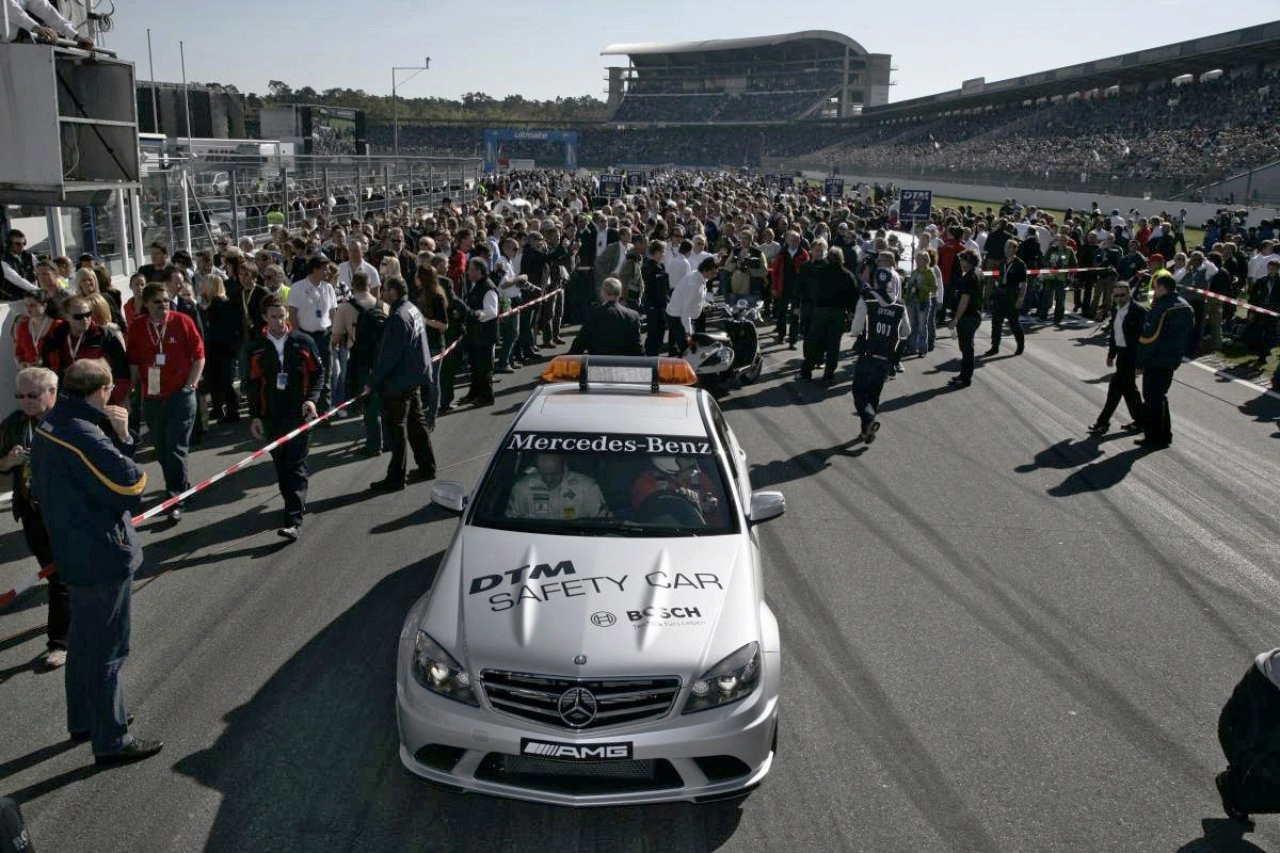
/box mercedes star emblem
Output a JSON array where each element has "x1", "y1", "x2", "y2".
[
  {"x1": 573, "y1": 654, "x2": 588, "y2": 665},
  {"x1": 557, "y1": 687, "x2": 599, "y2": 727}
]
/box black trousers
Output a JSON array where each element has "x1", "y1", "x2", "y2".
[
  {"x1": 1217, "y1": 661, "x2": 1280, "y2": 813},
  {"x1": 568, "y1": 270, "x2": 594, "y2": 325},
  {"x1": 1142, "y1": 367, "x2": 1176, "y2": 445},
  {"x1": 205, "y1": 341, "x2": 241, "y2": 419},
  {"x1": 666, "y1": 316, "x2": 688, "y2": 356},
  {"x1": 989, "y1": 293, "x2": 1024, "y2": 351},
  {"x1": 957, "y1": 315, "x2": 980, "y2": 382},
  {"x1": 305, "y1": 329, "x2": 332, "y2": 411},
  {"x1": 645, "y1": 305, "x2": 668, "y2": 357},
  {"x1": 1096, "y1": 356, "x2": 1143, "y2": 427},
  {"x1": 384, "y1": 387, "x2": 436, "y2": 484},
  {"x1": 464, "y1": 341, "x2": 495, "y2": 403},
  {"x1": 803, "y1": 306, "x2": 846, "y2": 378},
  {"x1": 774, "y1": 295, "x2": 799, "y2": 343},
  {"x1": 18, "y1": 504, "x2": 67, "y2": 649},
  {"x1": 851, "y1": 356, "x2": 892, "y2": 432},
  {"x1": 268, "y1": 424, "x2": 309, "y2": 526}
]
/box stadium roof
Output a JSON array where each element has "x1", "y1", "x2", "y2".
[
  {"x1": 601, "y1": 31, "x2": 871, "y2": 62},
  {"x1": 865, "y1": 21, "x2": 1280, "y2": 119}
]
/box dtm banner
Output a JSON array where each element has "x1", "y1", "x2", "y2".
[
  {"x1": 824, "y1": 178, "x2": 844, "y2": 200},
  {"x1": 626, "y1": 172, "x2": 645, "y2": 190},
  {"x1": 599, "y1": 174, "x2": 624, "y2": 199},
  {"x1": 900, "y1": 189, "x2": 933, "y2": 223}
]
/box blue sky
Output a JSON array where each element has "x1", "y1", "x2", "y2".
[{"x1": 105, "y1": 1, "x2": 1279, "y2": 103}]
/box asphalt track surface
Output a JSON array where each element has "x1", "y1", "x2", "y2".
[{"x1": 1, "y1": 313, "x2": 1278, "y2": 853}]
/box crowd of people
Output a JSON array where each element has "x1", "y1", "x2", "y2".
[{"x1": 1, "y1": 169, "x2": 1278, "y2": 824}]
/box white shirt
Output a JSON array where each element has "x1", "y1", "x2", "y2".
[
  {"x1": 688, "y1": 250, "x2": 714, "y2": 271},
  {"x1": 1248, "y1": 252, "x2": 1279, "y2": 282},
  {"x1": 663, "y1": 250, "x2": 690, "y2": 286},
  {"x1": 4, "y1": 0, "x2": 78, "y2": 41},
  {"x1": 337, "y1": 258, "x2": 381, "y2": 292},
  {"x1": 931, "y1": 264, "x2": 945, "y2": 305},
  {"x1": 666, "y1": 270, "x2": 708, "y2": 335},
  {"x1": 287, "y1": 277, "x2": 338, "y2": 332},
  {"x1": 267, "y1": 330, "x2": 288, "y2": 362},
  {"x1": 1113, "y1": 302, "x2": 1130, "y2": 347},
  {"x1": 474, "y1": 288, "x2": 500, "y2": 323},
  {"x1": 494, "y1": 256, "x2": 522, "y2": 298}
]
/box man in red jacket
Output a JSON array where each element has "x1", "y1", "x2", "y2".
[
  {"x1": 126, "y1": 282, "x2": 205, "y2": 522},
  {"x1": 768, "y1": 231, "x2": 810, "y2": 349}
]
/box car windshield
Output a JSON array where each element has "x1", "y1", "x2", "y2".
[{"x1": 471, "y1": 431, "x2": 738, "y2": 537}]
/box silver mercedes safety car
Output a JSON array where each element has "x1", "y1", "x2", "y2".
[{"x1": 396, "y1": 356, "x2": 785, "y2": 806}]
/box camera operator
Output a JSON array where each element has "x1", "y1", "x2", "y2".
[{"x1": 3, "y1": 0, "x2": 93, "y2": 47}]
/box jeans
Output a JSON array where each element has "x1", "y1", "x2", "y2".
[
  {"x1": 331, "y1": 344, "x2": 349, "y2": 407},
  {"x1": 383, "y1": 387, "x2": 436, "y2": 483},
  {"x1": 851, "y1": 356, "x2": 892, "y2": 432},
  {"x1": 497, "y1": 312, "x2": 519, "y2": 368},
  {"x1": 66, "y1": 577, "x2": 133, "y2": 754},
  {"x1": 142, "y1": 388, "x2": 197, "y2": 498},
  {"x1": 927, "y1": 301, "x2": 940, "y2": 350},
  {"x1": 539, "y1": 287, "x2": 564, "y2": 343},
  {"x1": 18, "y1": 504, "x2": 67, "y2": 649},
  {"x1": 906, "y1": 301, "x2": 931, "y2": 353}
]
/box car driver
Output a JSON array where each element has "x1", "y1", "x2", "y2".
[
  {"x1": 631, "y1": 456, "x2": 721, "y2": 524},
  {"x1": 506, "y1": 452, "x2": 609, "y2": 520}
]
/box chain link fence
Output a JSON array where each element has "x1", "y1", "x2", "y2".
[{"x1": 139, "y1": 153, "x2": 483, "y2": 253}]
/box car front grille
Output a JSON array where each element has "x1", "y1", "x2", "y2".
[
  {"x1": 475, "y1": 753, "x2": 682, "y2": 795},
  {"x1": 480, "y1": 670, "x2": 682, "y2": 730}
]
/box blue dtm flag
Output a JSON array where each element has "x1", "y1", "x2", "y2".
[
  {"x1": 824, "y1": 178, "x2": 844, "y2": 200},
  {"x1": 626, "y1": 172, "x2": 644, "y2": 190},
  {"x1": 900, "y1": 189, "x2": 933, "y2": 223},
  {"x1": 600, "y1": 174, "x2": 623, "y2": 199}
]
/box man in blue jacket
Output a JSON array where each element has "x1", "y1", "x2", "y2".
[
  {"x1": 1135, "y1": 270, "x2": 1195, "y2": 450},
  {"x1": 32, "y1": 358, "x2": 163, "y2": 765}
]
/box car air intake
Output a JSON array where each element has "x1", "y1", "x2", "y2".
[{"x1": 480, "y1": 671, "x2": 681, "y2": 730}]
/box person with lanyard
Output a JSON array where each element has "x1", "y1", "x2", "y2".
[
  {"x1": 493, "y1": 238, "x2": 527, "y2": 374},
  {"x1": 41, "y1": 296, "x2": 131, "y2": 406},
  {"x1": 0, "y1": 367, "x2": 68, "y2": 669},
  {"x1": 126, "y1": 282, "x2": 205, "y2": 522},
  {"x1": 849, "y1": 269, "x2": 910, "y2": 444},
  {"x1": 986, "y1": 239, "x2": 1027, "y2": 356},
  {"x1": 947, "y1": 249, "x2": 984, "y2": 388},
  {"x1": 243, "y1": 298, "x2": 322, "y2": 541},
  {"x1": 12, "y1": 290, "x2": 63, "y2": 368},
  {"x1": 1086, "y1": 280, "x2": 1147, "y2": 437},
  {"x1": 286, "y1": 256, "x2": 338, "y2": 415}
]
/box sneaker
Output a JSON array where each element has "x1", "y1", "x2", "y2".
[
  {"x1": 277, "y1": 526, "x2": 300, "y2": 542},
  {"x1": 864, "y1": 420, "x2": 880, "y2": 445},
  {"x1": 369, "y1": 479, "x2": 405, "y2": 493},
  {"x1": 95, "y1": 738, "x2": 163, "y2": 766},
  {"x1": 41, "y1": 647, "x2": 67, "y2": 669},
  {"x1": 167, "y1": 506, "x2": 182, "y2": 523}
]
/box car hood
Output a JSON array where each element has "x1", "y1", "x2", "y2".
[{"x1": 421, "y1": 528, "x2": 758, "y2": 680}]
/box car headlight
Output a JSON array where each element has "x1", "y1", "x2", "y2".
[
  {"x1": 411, "y1": 631, "x2": 479, "y2": 706},
  {"x1": 682, "y1": 642, "x2": 761, "y2": 714}
]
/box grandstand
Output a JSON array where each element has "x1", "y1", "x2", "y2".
[{"x1": 600, "y1": 32, "x2": 891, "y2": 123}]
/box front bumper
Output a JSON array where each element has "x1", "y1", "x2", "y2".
[{"x1": 395, "y1": 655, "x2": 779, "y2": 807}]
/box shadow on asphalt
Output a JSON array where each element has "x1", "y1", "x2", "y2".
[
  {"x1": 172, "y1": 551, "x2": 745, "y2": 852},
  {"x1": 1175, "y1": 817, "x2": 1269, "y2": 852},
  {"x1": 1046, "y1": 446, "x2": 1148, "y2": 497}
]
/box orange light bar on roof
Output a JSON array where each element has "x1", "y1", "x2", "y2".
[{"x1": 542, "y1": 355, "x2": 697, "y2": 390}]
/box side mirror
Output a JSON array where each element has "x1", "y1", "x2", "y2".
[
  {"x1": 430, "y1": 481, "x2": 467, "y2": 513},
  {"x1": 747, "y1": 491, "x2": 785, "y2": 525}
]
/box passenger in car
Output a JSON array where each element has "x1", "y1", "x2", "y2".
[
  {"x1": 505, "y1": 453, "x2": 609, "y2": 521},
  {"x1": 631, "y1": 456, "x2": 722, "y2": 526}
]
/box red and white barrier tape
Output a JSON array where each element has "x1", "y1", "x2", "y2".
[
  {"x1": 982, "y1": 266, "x2": 1109, "y2": 278},
  {"x1": 1175, "y1": 284, "x2": 1280, "y2": 319},
  {"x1": 0, "y1": 288, "x2": 560, "y2": 609}
]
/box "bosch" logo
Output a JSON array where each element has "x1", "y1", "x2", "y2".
[{"x1": 627, "y1": 606, "x2": 702, "y2": 621}]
